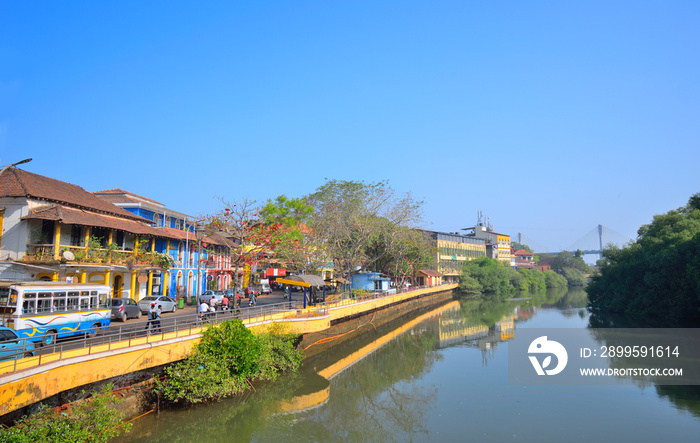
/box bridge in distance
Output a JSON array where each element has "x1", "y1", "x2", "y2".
[{"x1": 516, "y1": 224, "x2": 634, "y2": 256}]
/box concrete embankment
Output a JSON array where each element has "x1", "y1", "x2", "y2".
[{"x1": 0, "y1": 284, "x2": 458, "y2": 424}]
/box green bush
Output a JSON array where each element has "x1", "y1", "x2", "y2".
[
  {"x1": 544, "y1": 270, "x2": 568, "y2": 288},
  {"x1": 155, "y1": 319, "x2": 302, "y2": 405},
  {"x1": 0, "y1": 384, "x2": 130, "y2": 443}
]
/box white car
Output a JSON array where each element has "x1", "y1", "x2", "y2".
[
  {"x1": 199, "y1": 290, "x2": 224, "y2": 305},
  {"x1": 138, "y1": 295, "x2": 178, "y2": 313}
]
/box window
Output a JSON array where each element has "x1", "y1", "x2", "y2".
[
  {"x1": 22, "y1": 293, "x2": 36, "y2": 314},
  {"x1": 70, "y1": 225, "x2": 82, "y2": 246},
  {"x1": 67, "y1": 292, "x2": 79, "y2": 311}
]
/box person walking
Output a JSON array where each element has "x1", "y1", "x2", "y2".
[
  {"x1": 144, "y1": 302, "x2": 156, "y2": 332},
  {"x1": 153, "y1": 305, "x2": 162, "y2": 334}
]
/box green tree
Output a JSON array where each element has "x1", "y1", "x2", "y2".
[
  {"x1": 305, "y1": 179, "x2": 424, "y2": 282},
  {"x1": 587, "y1": 192, "x2": 700, "y2": 325},
  {"x1": 511, "y1": 242, "x2": 533, "y2": 253},
  {"x1": 259, "y1": 194, "x2": 325, "y2": 274}
]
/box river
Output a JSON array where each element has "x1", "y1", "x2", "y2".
[{"x1": 116, "y1": 288, "x2": 700, "y2": 442}]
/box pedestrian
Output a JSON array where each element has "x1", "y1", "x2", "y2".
[
  {"x1": 153, "y1": 305, "x2": 162, "y2": 333},
  {"x1": 144, "y1": 302, "x2": 156, "y2": 331}
]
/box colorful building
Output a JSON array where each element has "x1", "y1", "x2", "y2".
[
  {"x1": 94, "y1": 189, "x2": 236, "y2": 298},
  {"x1": 420, "y1": 230, "x2": 487, "y2": 283},
  {"x1": 0, "y1": 169, "x2": 182, "y2": 300},
  {"x1": 462, "y1": 223, "x2": 512, "y2": 266}
]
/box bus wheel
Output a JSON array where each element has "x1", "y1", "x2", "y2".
[
  {"x1": 87, "y1": 323, "x2": 100, "y2": 338},
  {"x1": 42, "y1": 330, "x2": 57, "y2": 347}
]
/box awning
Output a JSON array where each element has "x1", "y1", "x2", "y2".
[{"x1": 276, "y1": 274, "x2": 326, "y2": 288}]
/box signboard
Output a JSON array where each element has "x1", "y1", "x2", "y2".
[{"x1": 267, "y1": 268, "x2": 286, "y2": 277}]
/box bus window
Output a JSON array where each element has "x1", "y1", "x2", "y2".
[
  {"x1": 0, "y1": 288, "x2": 9, "y2": 306},
  {"x1": 53, "y1": 292, "x2": 66, "y2": 311},
  {"x1": 22, "y1": 300, "x2": 36, "y2": 314},
  {"x1": 98, "y1": 292, "x2": 109, "y2": 307},
  {"x1": 38, "y1": 292, "x2": 52, "y2": 313},
  {"x1": 67, "y1": 293, "x2": 79, "y2": 311}
]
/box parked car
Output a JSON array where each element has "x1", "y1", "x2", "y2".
[
  {"x1": 0, "y1": 326, "x2": 35, "y2": 361},
  {"x1": 199, "y1": 290, "x2": 225, "y2": 305},
  {"x1": 138, "y1": 295, "x2": 178, "y2": 313},
  {"x1": 110, "y1": 297, "x2": 142, "y2": 322}
]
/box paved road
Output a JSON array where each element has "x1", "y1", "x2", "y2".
[{"x1": 37, "y1": 288, "x2": 332, "y2": 355}]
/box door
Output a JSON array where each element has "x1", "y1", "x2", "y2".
[{"x1": 113, "y1": 275, "x2": 123, "y2": 297}]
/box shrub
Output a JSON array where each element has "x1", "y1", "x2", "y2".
[
  {"x1": 0, "y1": 385, "x2": 130, "y2": 443},
  {"x1": 155, "y1": 319, "x2": 303, "y2": 405}
]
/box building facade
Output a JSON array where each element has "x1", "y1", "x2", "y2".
[
  {"x1": 462, "y1": 224, "x2": 512, "y2": 266},
  {"x1": 94, "y1": 189, "x2": 236, "y2": 299},
  {"x1": 0, "y1": 169, "x2": 181, "y2": 300},
  {"x1": 420, "y1": 230, "x2": 487, "y2": 283}
]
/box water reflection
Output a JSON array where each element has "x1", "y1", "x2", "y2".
[{"x1": 117, "y1": 288, "x2": 700, "y2": 442}]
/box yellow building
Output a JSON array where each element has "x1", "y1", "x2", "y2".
[
  {"x1": 421, "y1": 230, "x2": 487, "y2": 283},
  {"x1": 462, "y1": 224, "x2": 512, "y2": 266}
]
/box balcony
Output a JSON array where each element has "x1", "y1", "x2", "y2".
[{"x1": 22, "y1": 245, "x2": 174, "y2": 269}]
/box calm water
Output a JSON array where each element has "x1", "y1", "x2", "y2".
[{"x1": 118, "y1": 289, "x2": 700, "y2": 442}]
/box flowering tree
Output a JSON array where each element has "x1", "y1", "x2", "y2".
[{"x1": 202, "y1": 198, "x2": 287, "y2": 289}]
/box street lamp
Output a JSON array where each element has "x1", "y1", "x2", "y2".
[
  {"x1": 195, "y1": 223, "x2": 206, "y2": 304},
  {"x1": 0, "y1": 158, "x2": 32, "y2": 176}
]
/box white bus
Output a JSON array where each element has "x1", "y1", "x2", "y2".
[{"x1": 0, "y1": 282, "x2": 111, "y2": 346}]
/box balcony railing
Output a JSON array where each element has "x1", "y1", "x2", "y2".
[{"x1": 23, "y1": 244, "x2": 163, "y2": 267}]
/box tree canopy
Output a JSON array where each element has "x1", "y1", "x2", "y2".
[
  {"x1": 305, "y1": 179, "x2": 426, "y2": 280},
  {"x1": 587, "y1": 193, "x2": 700, "y2": 325}
]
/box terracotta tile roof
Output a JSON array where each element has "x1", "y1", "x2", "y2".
[
  {"x1": 0, "y1": 169, "x2": 149, "y2": 223},
  {"x1": 157, "y1": 227, "x2": 194, "y2": 240},
  {"x1": 94, "y1": 194, "x2": 144, "y2": 205},
  {"x1": 513, "y1": 249, "x2": 534, "y2": 257},
  {"x1": 94, "y1": 188, "x2": 163, "y2": 206},
  {"x1": 21, "y1": 205, "x2": 180, "y2": 239},
  {"x1": 154, "y1": 228, "x2": 235, "y2": 250},
  {"x1": 419, "y1": 269, "x2": 444, "y2": 277},
  {"x1": 203, "y1": 232, "x2": 236, "y2": 248}
]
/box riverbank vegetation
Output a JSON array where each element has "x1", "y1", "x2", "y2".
[
  {"x1": 458, "y1": 257, "x2": 571, "y2": 299},
  {"x1": 155, "y1": 320, "x2": 303, "y2": 405},
  {"x1": 0, "y1": 384, "x2": 130, "y2": 443},
  {"x1": 587, "y1": 193, "x2": 700, "y2": 325}
]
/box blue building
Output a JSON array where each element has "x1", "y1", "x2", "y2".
[
  {"x1": 351, "y1": 272, "x2": 391, "y2": 292},
  {"x1": 93, "y1": 189, "x2": 214, "y2": 300}
]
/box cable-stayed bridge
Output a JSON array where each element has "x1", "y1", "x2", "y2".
[{"x1": 517, "y1": 225, "x2": 634, "y2": 256}]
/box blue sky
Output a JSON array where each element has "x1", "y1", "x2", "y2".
[{"x1": 1, "y1": 1, "x2": 698, "y2": 252}]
